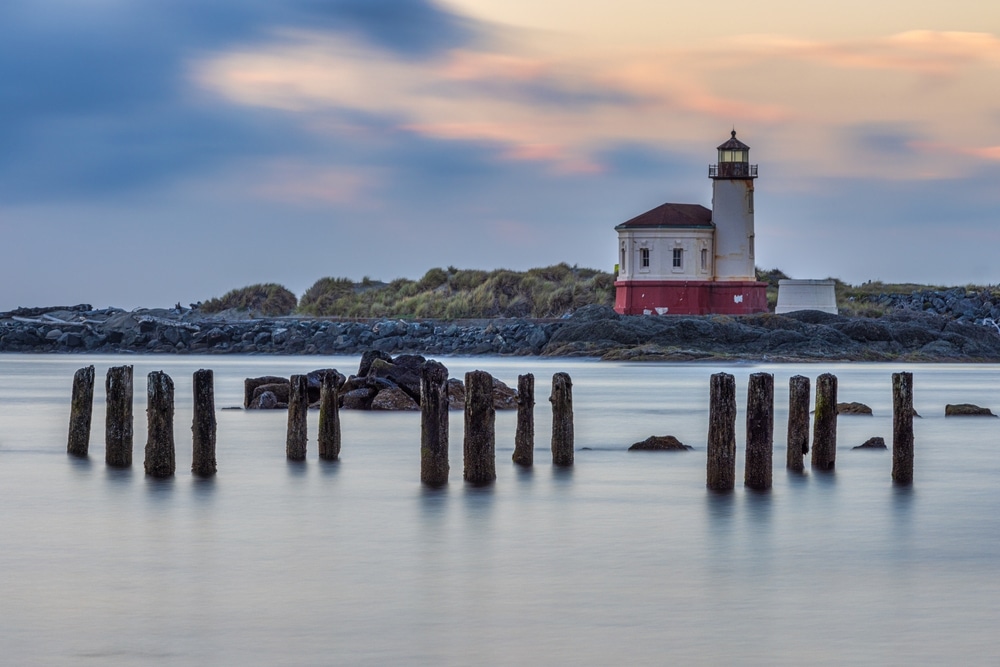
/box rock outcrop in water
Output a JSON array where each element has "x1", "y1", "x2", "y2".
[
  {"x1": 628, "y1": 435, "x2": 692, "y2": 451},
  {"x1": 4, "y1": 302, "x2": 1000, "y2": 361},
  {"x1": 944, "y1": 403, "x2": 996, "y2": 417},
  {"x1": 244, "y1": 354, "x2": 518, "y2": 411}
]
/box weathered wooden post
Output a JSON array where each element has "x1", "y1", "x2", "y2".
[
  {"x1": 892, "y1": 371, "x2": 914, "y2": 485},
  {"x1": 811, "y1": 372, "x2": 838, "y2": 470},
  {"x1": 745, "y1": 372, "x2": 774, "y2": 490},
  {"x1": 144, "y1": 371, "x2": 175, "y2": 478},
  {"x1": 512, "y1": 373, "x2": 535, "y2": 466},
  {"x1": 706, "y1": 372, "x2": 737, "y2": 490},
  {"x1": 191, "y1": 369, "x2": 217, "y2": 477},
  {"x1": 550, "y1": 372, "x2": 574, "y2": 466},
  {"x1": 786, "y1": 375, "x2": 810, "y2": 472},
  {"x1": 318, "y1": 371, "x2": 341, "y2": 461},
  {"x1": 286, "y1": 374, "x2": 309, "y2": 461},
  {"x1": 420, "y1": 361, "x2": 449, "y2": 485},
  {"x1": 105, "y1": 365, "x2": 133, "y2": 467},
  {"x1": 67, "y1": 365, "x2": 95, "y2": 457},
  {"x1": 463, "y1": 370, "x2": 496, "y2": 484}
]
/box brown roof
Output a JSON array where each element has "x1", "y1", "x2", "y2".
[
  {"x1": 615, "y1": 202, "x2": 713, "y2": 230},
  {"x1": 717, "y1": 130, "x2": 750, "y2": 151}
]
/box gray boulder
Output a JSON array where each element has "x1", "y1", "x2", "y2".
[
  {"x1": 250, "y1": 391, "x2": 279, "y2": 410},
  {"x1": 371, "y1": 387, "x2": 419, "y2": 411}
]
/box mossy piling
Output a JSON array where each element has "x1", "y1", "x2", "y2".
[
  {"x1": 144, "y1": 371, "x2": 175, "y2": 478},
  {"x1": 420, "y1": 361, "x2": 450, "y2": 486},
  {"x1": 786, "y1": 375, "x2": 810, "y2": 472},
  {"x1": 744, "y1": 372, "x2": 774, "y2": 490},
  {"x1": 892, "y1": 372, "x2": 914, "y2": 485},
  {"x1": 707, "y1": 372, "x2": 737, "y2": 490},
  {"x1": 811, "y1": 373, "x2": 838, "y2": 471},
  {"x1": 318, "y1": 371, "x2": 342, "y2": 461},
  {"x1": 105, "y1": 365, "x2": 133, "y2": 467},
  {"x1": 286, "y1": 374, "x2": 308, "y2": 461},
  {"x1": 549, "y1": 372, "x2": 574, "y2": 466},
  {"x1": 463, "y1": 370, "x2": 496, "y2": 485},
  {"x1": 67, "y1": 365, "x2": 95, "y2": 457},
  {"x1": 512, "y1": 373, "x2": 535, "y2": 466},
  {"x1": 192, "y1": 369, "x2": 217, "y2": 477}
]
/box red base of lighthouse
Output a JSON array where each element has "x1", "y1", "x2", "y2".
[{"x1": 614, "y1": 280, "x2": 768, "y2": 316}]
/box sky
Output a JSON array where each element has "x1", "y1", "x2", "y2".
[{"x1": 1, "y1": 0, "x2": 998, "y2": 310}]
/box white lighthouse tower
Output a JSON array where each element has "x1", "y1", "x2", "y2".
[{"x1": 710, "y1": 130, "x2": 757, "y2": 281}]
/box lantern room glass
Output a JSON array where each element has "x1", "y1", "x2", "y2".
[{"x1": 719, "y1": 149, "x2": 748, "y2": 163}]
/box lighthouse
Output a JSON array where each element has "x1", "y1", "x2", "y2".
[
  {"x1": 711, "y1": 130, "x2": 757, "y2": 281},
  {"x1": 613, "y1": 131, "x2": 769, "y2": 316}
]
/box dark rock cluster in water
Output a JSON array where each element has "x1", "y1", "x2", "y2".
[
  {"x1": 244, "y1": 350, "x2": 517, "y2": 411},
  {"x1": 3, "y1": 302, "x2": 1000, "y2": 361}
]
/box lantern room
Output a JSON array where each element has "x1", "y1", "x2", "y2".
[{"x1": 709, "y1": 130, "x2": 758, "y2": 179}]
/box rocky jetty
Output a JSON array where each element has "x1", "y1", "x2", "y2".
[
  {"x1": 547, "y1": 305, "x2": 1000, "y2": 361},
  {"x1": 4, "y1": 301, "x2": 1000, "y2": 361},
  {"x1": 853, "y1": 286, "x2": 1000, "y2": 326}
]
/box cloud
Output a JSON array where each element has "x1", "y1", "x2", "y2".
[
  {"x1": 0, "y1": 0, "x2": 483, "y2": 203},
  {"x1": 728, "y1": 30, "x2": 1000, "y2": 76}
]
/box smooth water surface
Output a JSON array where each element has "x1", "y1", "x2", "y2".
[{"x1": 1, "y1": 355, "x2": 998, "y2": 665}]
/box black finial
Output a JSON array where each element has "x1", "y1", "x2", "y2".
[{"x1": 731, "y1": 129, "x2": 737, "y2": 138}]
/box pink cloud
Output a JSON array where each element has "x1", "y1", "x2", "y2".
[
  {"x1": 441, "y1": 50, "x2": 546, "y2": 81},
  {"x1": 252, "y1": 163, "x2": 379, "y2": 206},
  {"x1": 731, "y1": 30, "x2": 1000, "y2": 76},
  {"x1": 913, "y1": 141, "x2": 1000, "y2": 162}
]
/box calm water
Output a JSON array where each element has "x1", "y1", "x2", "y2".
[{"x1": 1, "y1": 355, "x2": 998, "y2": 666}]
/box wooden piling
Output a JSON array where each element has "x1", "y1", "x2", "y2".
[
  {"x1": 744, "y1": 372, "x2": 774, "y2": 490},
  {"x1": 550, "y1": 372, "x2": 574, "y2": 466},
  {"x1": 512, "y1": 373, "x2": 535, "y2": 466},
  {"x1": 105, "y1": 365, "x2": 133, "y2": 467},
  {"x1": 706, "y1": 372, "x2": 737, "y2": 490},
  {"x1": 144, "y1": 371, "x2": 175, "y2": 478},
  {"x1": 811, "y1": 372, "x2": 838, "y2": 470},
  {"x1": 463, "y1": 370, "x2": 496, "y2": 484},
  {"x1": 892, "y1": 371, "x2": 914, "y2": 485},
  {"x1": 191, "y1": 369, "x2": 217, "y2": 477},
  {"x1": 67, "y1": 365, "x2": 95, "y2": 457},
  {"x1": 786, "y1": 375, "x2": 810, "y2": 471},
  {"x1": 318, "y1": 371, "x2": 341, "y2": 461},
  {"x1": 420, "y1": 361, "x2": 450, "y2": 486},
  {"x1": 286, "y1": 374, "x2": 309, "y2": 461}
]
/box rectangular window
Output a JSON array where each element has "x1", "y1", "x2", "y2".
[
  {"x1": 747, "y1": 189, "x2": 754, "y2": 214},
  {"x1": 640, "y1": 247, "x2": 650, "y2": 268},
  {"x1": 672, "y1": 248, "x2": 683, "y2": 269},
  {"x1": 701, "y1": 248, "x2": 708, "y2": 271}
]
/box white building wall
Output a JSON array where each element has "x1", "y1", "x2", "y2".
[
  {"x1": 617, "y1": 228, "x2": 714, "y2": 281},
  {"x1": 775, "y1": 280, "x2": 838, "y2": 314},
  {"x1": 711, "y1": 179, "x2": 755, "y2": 281}
]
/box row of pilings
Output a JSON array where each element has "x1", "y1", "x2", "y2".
[
  {"x1": 705, "y1": 371, "x2": 914, "y2": 490},
  {"x1": 421, "y1": 368, "x2": 571, "y2": 486},
  {"x1": 68, "y1": 365, "x2": 219, "y2": 477},
  {"x1": 65, "y1": 364, "x2": 574, "y2": 483},
  {"x1": 67, "y1": 364, "x2": 913, "y2": 487}
]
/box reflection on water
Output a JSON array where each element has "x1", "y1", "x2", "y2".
[{"x1": 1, "y1": 355, "x2": 999, "y2": 666}]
